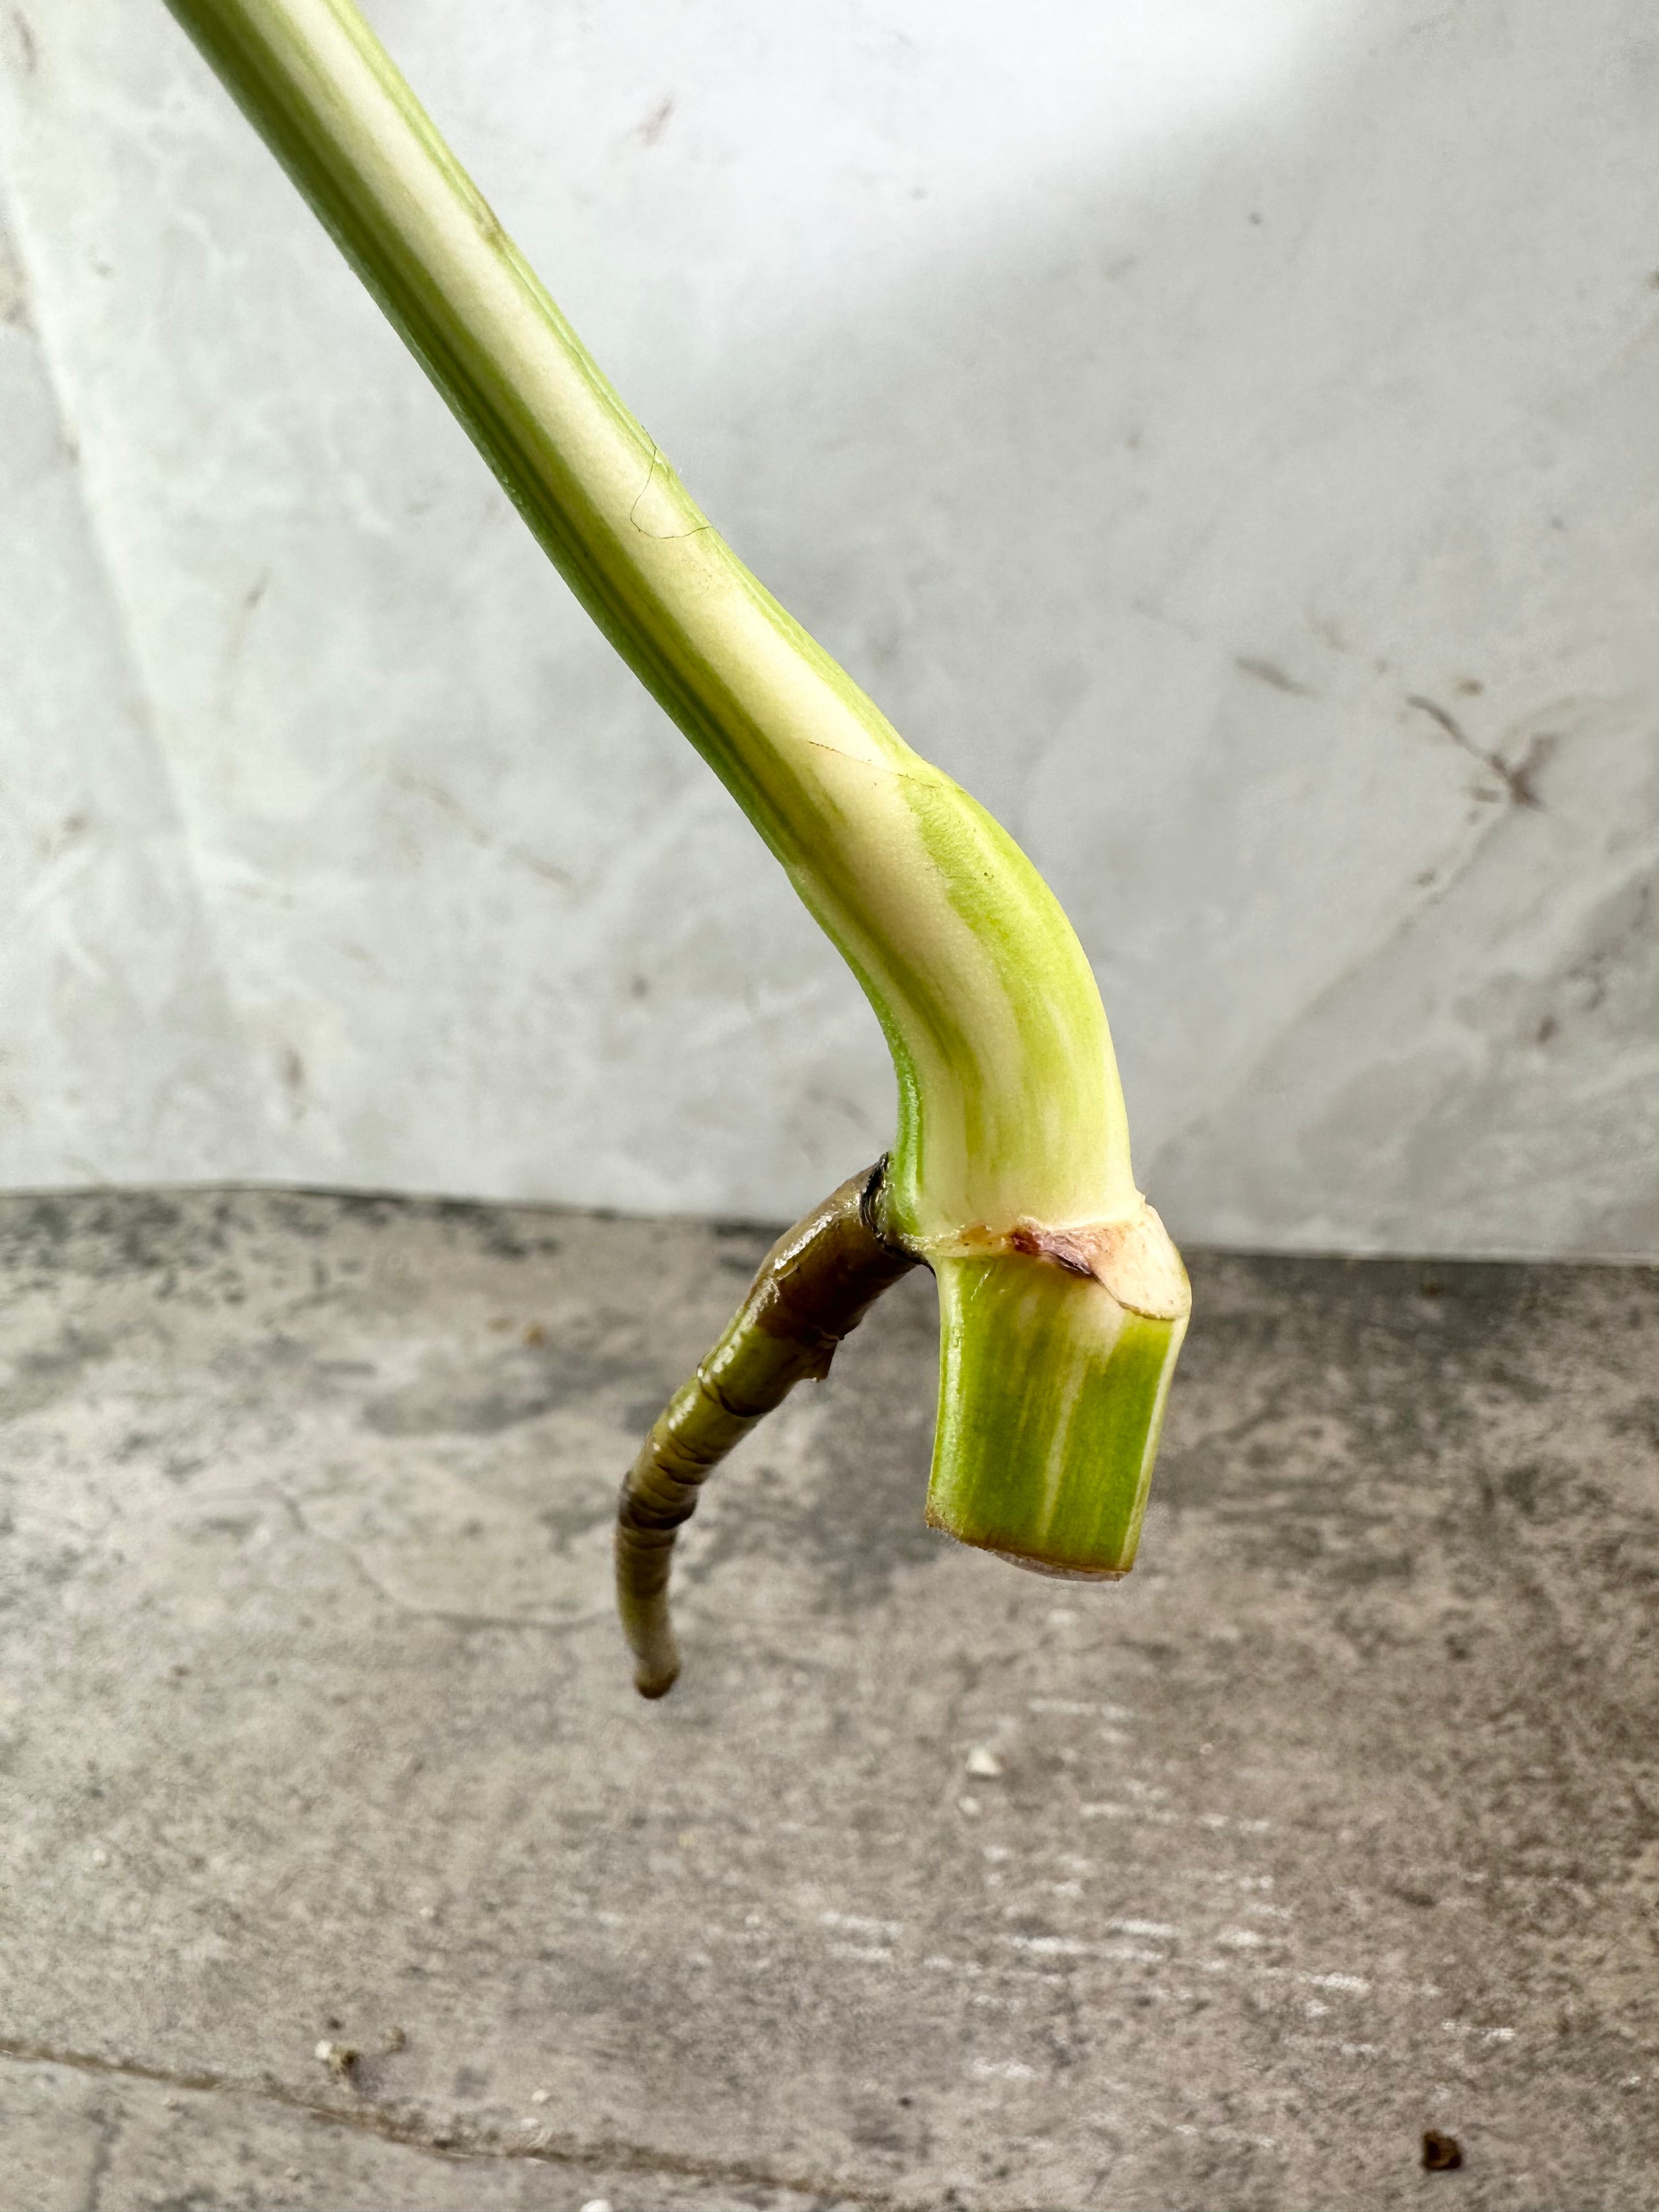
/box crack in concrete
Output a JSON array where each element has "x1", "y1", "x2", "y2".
[
  {"x1": 390, "y1": 770, "x2": 575, "y2": 891},
  {"x1": 1139, "y1": 781, "x2": 1521, "y2": 1198},
  {"x1": 81, "y1": 2100, "x2": 120, "y2": 2212},
  {"x1": 1406, "y1": 693, "x2": 1548, "y2": 810},
  {"x1": 0, "y1": 2032, "x2": 924, "y2": 2210}
]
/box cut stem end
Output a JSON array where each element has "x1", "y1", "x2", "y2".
[
  {"x1": 926, "y1": 1209, "x2": 1189, "y2": 1578},
  {"x1": 989, "y1": 1551, "x2": 1128, "y2": 1583}
]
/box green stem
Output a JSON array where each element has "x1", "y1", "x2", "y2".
[
  {"x1": 157, "y1": 0, "x2": 1193, "y2": 1662},
  {"x1": 929, "y1": 1248, "x2": 1185, "y2": 1575}
]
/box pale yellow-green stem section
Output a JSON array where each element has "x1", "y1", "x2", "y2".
[
  {"x1": 159, "y1": 0, "x2": 1191, "y2": 1616},
  {"x1": 157, "y1": 0, "x2": 1135, "y2": 1243}
]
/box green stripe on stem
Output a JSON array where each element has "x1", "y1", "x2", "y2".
[{"x1": 929, "y1": 1256, "x2": 1186, "y2": 1575}]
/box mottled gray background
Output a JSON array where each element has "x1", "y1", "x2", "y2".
[
  {"x1": 2, "y1": 1189, "x2": 1655, "y2": 2209},
  {"x1": 2, "y1": 0, "x2": 1655, "y2": 1255}
]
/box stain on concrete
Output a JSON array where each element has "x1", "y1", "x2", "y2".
[
  {"x1": 362, "y1": 1322, "x2": 643, "y2": 1438},
  {"x1": 0, "y1": 1322, "x2": 111, "y2": 1421}
]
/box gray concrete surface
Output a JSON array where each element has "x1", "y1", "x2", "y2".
[{"x1": 0, "y1": 1188, "x2": 1655, "y2": 2210}]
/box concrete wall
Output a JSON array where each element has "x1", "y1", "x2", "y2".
[{"x1": 2, "y1": 0, "x2": 1654, "y2": 1255}]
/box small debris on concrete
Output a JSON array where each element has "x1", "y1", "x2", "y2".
[
  {"x1": 523, "y1": 1322, "x2": 546, "y2": 1345},
  {"x1": 1422, "y1": 2128, "x2": 1464, "y2": 2171},
  {"x1": 957, "y1": 1795, "x2": 981, "y2": 1816},
  {"x1": 965, "y1": 1745, "x2": 1003, "y2": 1778},
  {"x1": 382, "y1": 2024, "x2": 407, "y2": 2055},
  {"x1": 531, "y1": 2087, "x2": 550, "y2": 2102},
  {"x1": 579, "y1": 2200, "x2": 613, "y2": 2212},
  {"x1": 314, "y1": 2039, "x2": 360, "y2": 2084}
]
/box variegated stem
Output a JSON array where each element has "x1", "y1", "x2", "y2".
[
  {"x1": 155, "y1": 0, "x2": 1139, "y2": 1245},
  {"x1": 617, "y1": 1162, "x2": 914, "y2": 1697},
  {"x1": 159, "y1": 0, "x2": 1194, "y2": 1668}
]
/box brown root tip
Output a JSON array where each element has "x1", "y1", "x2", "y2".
[{"x1": 634, "y1": 1663, "x2": 680, "y2": 1700}]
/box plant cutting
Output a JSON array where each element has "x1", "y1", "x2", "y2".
[{"x1": 160, "y1": 0, "x2": 1192, "y2": 1697}]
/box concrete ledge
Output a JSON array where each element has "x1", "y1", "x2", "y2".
[{"x1": 1, "y1": 1190, "x2": 1655, "y2": 2209}]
